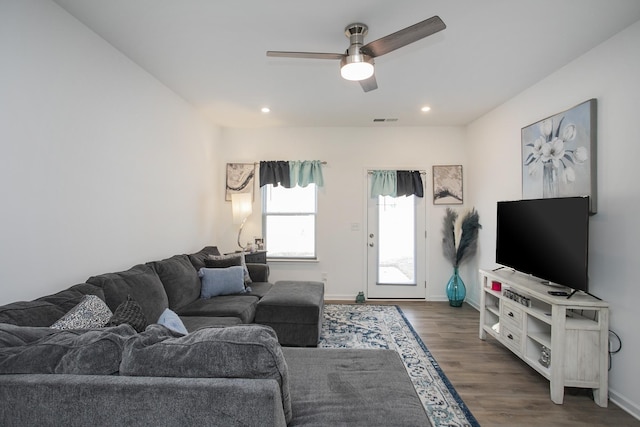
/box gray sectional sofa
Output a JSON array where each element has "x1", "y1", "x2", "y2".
[{"x1": 0, "y1": 246, "x2": 431, "y2": 426}]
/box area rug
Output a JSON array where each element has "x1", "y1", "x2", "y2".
[{"x1": 319, "y1": 304, "x2": 480, "y2": 427}]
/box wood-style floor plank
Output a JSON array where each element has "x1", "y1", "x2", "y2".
[{"x1": 328, "y1": 300, "x2": 639, "y2": 427}]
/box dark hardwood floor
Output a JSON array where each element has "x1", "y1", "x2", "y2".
[{"x1": 329, "y1": 300, "x2": 639, "y2": 427}]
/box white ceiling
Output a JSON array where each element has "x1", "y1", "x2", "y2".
[{"x1": 53, "y1": 0, "x2": 640, "y2": 128}]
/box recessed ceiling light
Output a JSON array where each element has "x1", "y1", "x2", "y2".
[
  {"x1": 421, "y1": 106, "x2": 431, "y2": 113},
  {"x1": 261, "y1": 107, "x2": 271, "y2": 113}
]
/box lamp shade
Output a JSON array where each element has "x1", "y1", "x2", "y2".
[{"x1": 231, "y1": 193, "x2": 252, "y2": 225}]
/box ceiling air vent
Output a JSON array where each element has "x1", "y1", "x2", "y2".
[{"x1": 373, "y1": 118, "x2": 399, "y2": 122}]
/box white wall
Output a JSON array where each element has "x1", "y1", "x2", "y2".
[
  {"x1": 218, "y1": 126, "x2": 469, "y2": 300},
  {"x1": 467, "y1": 20, "x2": 640, "y2": 419},
  {"x1": 0, "y1": 1, "x2": 221, "y2": 304}
]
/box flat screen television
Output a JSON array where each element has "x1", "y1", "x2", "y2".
[{"x1": 496, "y1": 196, "x2": 590, "y2": 295}]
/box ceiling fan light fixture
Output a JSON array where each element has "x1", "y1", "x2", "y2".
[{"x1": 340, "y1": 54, "x2": 374, "y2": 81}]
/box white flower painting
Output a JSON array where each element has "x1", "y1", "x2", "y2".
[{"x1": 521, "y1": 99, "x2": 597, "y2": 213}]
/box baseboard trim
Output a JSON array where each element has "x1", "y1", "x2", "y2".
[{"x1": 609, "y1": 390, "x2": 640, "y2": 421}]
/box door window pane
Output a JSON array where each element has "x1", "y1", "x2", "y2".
[{"x1": 377, "y1": 195, "x2": 416, "y2": 284}]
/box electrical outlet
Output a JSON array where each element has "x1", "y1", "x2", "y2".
[{"x1": 321, "y1": 272, "x2": 328, "y2": 282}]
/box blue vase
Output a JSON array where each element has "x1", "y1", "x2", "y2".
[{"x1": 446, "y1": 267, "x2": 466, "y2": 307}]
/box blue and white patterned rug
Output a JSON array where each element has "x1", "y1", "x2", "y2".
[{"x1": 319, "y1": 304, "x2": 480, "y2": 427}]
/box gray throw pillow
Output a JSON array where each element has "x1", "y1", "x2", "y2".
[
  {"x1": 206, "y1": 253, "x2": 252, "y2": 284},
  {"x1": 0, "y1": 324, "x2": 136, "y2": 375},
  {"x1": 120, "y1": 324, "x2": 291, "y2": 423},
  {"x1": 50, "y1": 295, "x2": 112, "y2": 330},
  {"x1": 107, "y1": 296, "x2": 148, "y2": 332}
]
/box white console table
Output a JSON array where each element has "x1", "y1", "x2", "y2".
[{"x1": 478, "y1": 268, "x2": 609, "y2": 407}]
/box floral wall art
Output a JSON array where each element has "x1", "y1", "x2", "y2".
[{"x1": 522, "y1": 99, "x2": 597, "y2": 213}]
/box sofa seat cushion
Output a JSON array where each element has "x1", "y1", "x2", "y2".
[
  {"x1": 175, "y1": 295, "x2": 259, "y2": 324},
  {"x1": 283, "y1": 348, "x2": 428, "y2": 426},
  {"x1": 87, "y1": 264, "x2": 168, "y2": 325},
  {"x1": 0, "y1": 324, "x2": 136, "y2": 375},
  {"x1": 179, "y1": 316, "x2": 242, "y2": 332},
  {"x1": 120, "y1": 324, "x2": 292, "y2": 424},
  {"x1": 243, "y1": 282, "x2": 273, "y2": 298},
  {"x1": 148, "y1": 254, "x2": 201, "y2": 311}
]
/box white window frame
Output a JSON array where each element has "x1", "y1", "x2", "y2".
[{"x1": 262, "y1": 184, "x2": 317, "y2": 260}]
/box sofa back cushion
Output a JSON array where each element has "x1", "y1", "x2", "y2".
[
  {"x1": 0, "y1": 323, "x2": 136, "y2": 375},
  {"x1": 87, "y1": 264, "x2": 168, "y2": 324},
  {"x1": 0, "y1": 301, "x2": 66, "y2": 327},
  {"x1": 148, "y1": 254, "x2": 201, "y2": 310},
  {"x1": 120, "y1": 324, "x2": 292, "y2": 423},
  {"x1": 0, "y1": 284, "x2": 106, "y2": 327},
  {"x1": 187, "y1": 246, "x2": 221, "y2": 271}
]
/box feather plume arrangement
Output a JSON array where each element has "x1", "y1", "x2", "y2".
[
  {"x1": 441, "y1": 208, "x2": 458, "y2": 266},
  {"x1": 441, "y1": 207, "x2": 482, "y2": 268}
]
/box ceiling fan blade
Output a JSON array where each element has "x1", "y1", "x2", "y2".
[
  {"x1": 359, "y1": 74, "x2": 378, "y2": 92},
  {"x1": 267, "y1": 51, "x2": 345, "y2": 60},
  {"x1": 360, "y1": 15, "x2": 446, "y2": 58}
]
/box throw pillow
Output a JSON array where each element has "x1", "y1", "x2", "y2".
[
  {"x1": 107, "y1": 296, "x2": 148, "y2": 333},
  {"x1": 205, "y1": 253, "x2": 252, "y2": 284},
  {"x1": 198, "y1": 266, "x2": 246, "y2": 298},
  {"x1": 120, "y1": 324, "x2": 291, "y2": 424},
  {"x1": 50, "y1": 295, "x2": 112, "y2": 330},
  {"x1": 0, "y1": 324, "x2": 136, "y2": 375},
  {"x1": 157, "y1": 308, "x2": 188, "y2": 335}
]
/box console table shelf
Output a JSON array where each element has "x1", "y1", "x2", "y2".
[{"x1": 479, "y1": 268, "x2": 609, "y2": 407}]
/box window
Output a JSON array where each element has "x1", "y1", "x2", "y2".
[{"x1": 262, "y1": 184, "x2": 317, "y2": 259}]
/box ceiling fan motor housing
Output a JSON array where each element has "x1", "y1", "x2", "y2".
[{"x1": 341, "y1": 23, "x2": 374, "y2": 81}]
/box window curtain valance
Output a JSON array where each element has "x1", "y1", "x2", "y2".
[
  {"x1": 259, "y1": 160, "x2": 324, "y2": 188},
  {"x1": 370, "y1": 170, "x2": 424, "y2": 198}
]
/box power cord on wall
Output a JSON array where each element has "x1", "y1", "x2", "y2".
[{"x1": 608, "y1": 329, "x2": 622, "y2": 371}]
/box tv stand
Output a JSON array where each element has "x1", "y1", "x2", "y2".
[{"x1": 479, "y1": 268, "x2": 609, "y2": 407}]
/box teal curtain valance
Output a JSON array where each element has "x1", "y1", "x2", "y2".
[{"x1": 370, "y1": 170, "x2": 424, "y2": 198}]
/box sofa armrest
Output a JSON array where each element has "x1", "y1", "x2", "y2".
[
  {"x1": 0, "y1": 374, "x2": 286, "y2": 427},
  {"x1": 247, "y1": 263, "x2": 270, "y2": 282}
]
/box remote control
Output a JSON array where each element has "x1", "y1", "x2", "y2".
[{"x1": 547, "y1": 291, "x2": 569, "y2": 296}]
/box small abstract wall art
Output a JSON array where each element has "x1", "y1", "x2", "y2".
[
  {"x1": 521, "y1": 99, "x2": 597, "y2": 213},
  {"x1": 225, "y1": 163, "x2": 255, "y2": 201},
  {"x1": 433, "y1": 165, "x2": 463, "y2": 205}
]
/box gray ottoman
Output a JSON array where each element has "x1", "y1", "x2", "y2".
[{"x1": 255, "y1": 281, "x2": 324, "y2": 347}]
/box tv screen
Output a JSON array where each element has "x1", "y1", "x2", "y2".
[{"x1": 496, "y1": 197, "x2": 590, "y2": 292}]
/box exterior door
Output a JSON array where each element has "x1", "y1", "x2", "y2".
[{"x1": 366, "y1": 175, "x2": 427, "y2": 299}]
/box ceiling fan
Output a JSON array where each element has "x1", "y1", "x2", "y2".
[{"x1": 266, "y1": 15, "x2": 446, "y2": 92}]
